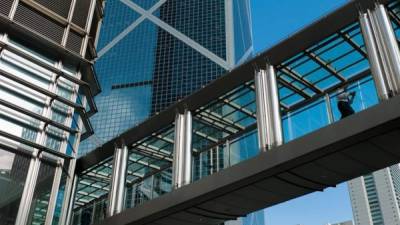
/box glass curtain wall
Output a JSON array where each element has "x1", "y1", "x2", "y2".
[{"x1": 0, "y1": 32, "x2": 93, "y2": 225}]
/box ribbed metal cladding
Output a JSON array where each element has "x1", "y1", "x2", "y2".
[
  {"x1": 14, "y1": 3, "x2": 64, "y2": 44},
  {"x1": 0, "y1": 0, "x2": 13, "y2": 17},
  {"x1": 66, "y1": 30, "x2": 83, "y2": 54},
  {"x1": 72, "y1": 0, "x2": 91, "y2": 29},
  {"x1": 34, "y1": 0, "x2": 72, "y2": 18}
]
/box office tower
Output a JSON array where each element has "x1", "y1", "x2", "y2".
[
  {"x1": 0, "y1": 0, "x2": 103, "y2": 225},
  {"x1": 79, "y1": 0, "x2": 254, "y2": 156},
  {"x1": 348, "y1": 165, "x2": 400, "y2": 225}
]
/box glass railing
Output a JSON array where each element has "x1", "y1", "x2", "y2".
[
  {"x1": 193, "y1": 127, "x2": 258, "y2": 181},
  {"x1": 125, "y1": 168, "x2": 172, "y2": 209},
  {"x1": 329, "y1": 76, "x2": 378, "y2": 122},
  {"x1": 283, "y1": 76, "x2": 378, "y2": 142}
]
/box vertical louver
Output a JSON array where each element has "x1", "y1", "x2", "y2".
[
  {"x1": 14, "y1": 3, "x2": 65, "y2": 44},
  {"x1": 66, "y1": 30, "x2": 83, "y2": 54},
  {"x1": 0, "y1": 0, "x2": 13, "y2": 17},
  {"x1": 34, "y1": 0, "x2": 72, "y2": 18},
  {"x1": 72, "y1": 0, "x2": 91, "y2": 29}
]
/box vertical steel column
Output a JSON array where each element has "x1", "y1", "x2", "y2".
[
  {"x1": 373, "y1": 4, "x2": 400, "y2": 95},
  {"x1": 107, "y1": 143, "x2": 128, "y2": 217},
  {"x1": 15, "y1": 150, "x2": 41, "y2": 225},
  {"x1": 172, "y1": 110, "x2": 192, "y2": 189},
  {"x1": 107, "y1": 145, "x2": 121, "y2": 217},
  {"x1": 267, "y1": 65, "x2": 283, "y2": 147},
  {"x1": 64, "y1": 175, "x2": 78, "y2": 225},
  {"x1": 255, "y1": 69, "x2": 269, "y2": 151},
  {"x1": 59, "y1": 70, "x2": 85, "y2": 225},
  {"x1": 44, "y1": 160, "x2": 64, "y2": 225},
  {"x1": 118, "y1": 145, "x2": 128, "y2": 212},
  {"x1": 359, "y1": 12, "x2": 390, "y2": 101},
  {"x1": 255, "y1": 65, "x2": 283, "y2": 151},
  {"x1": 225, "y1": 139, "x2": 230, "y2": 168}
]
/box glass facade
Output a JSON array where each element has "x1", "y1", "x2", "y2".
[
  {"x1": 0, "y1": 0, "x2": 103, "y2": 225},
  {"x1": 0, "y1": 149, "x2": 30, "y2": 225},
  {"x1": 79, "y1": 0, "x2": 253, "y2": 156}
]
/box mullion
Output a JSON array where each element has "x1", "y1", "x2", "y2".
[
  {"x1": 279, "y1": 67, "x2": 322, "y2": 94},
  {"x1": 305, "y1": 50, "x2": 346, "y2": 82}
]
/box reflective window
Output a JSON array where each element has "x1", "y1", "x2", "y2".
[
  {"x1": 0, "y1": 148, "x2": 31, "y2": 225},
  {"x1": 27, "y1": 161, "x2": 56, "y2": 225}
]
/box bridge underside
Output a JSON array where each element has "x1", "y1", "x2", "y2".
[{"x1": 98, "y1": 95, "x2": 400, "y2": 225}]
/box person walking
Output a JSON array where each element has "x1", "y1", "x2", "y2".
[{"x1": 337, "y1": 85, "x2": 356, "y2": 119}]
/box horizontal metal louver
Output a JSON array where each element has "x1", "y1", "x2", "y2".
[
  {"x1": 0, "y1": 0, "x2": 13, "y2": 17},
  {"x1": 34, "y1": 0, "x2": 72, "y2": 18},
  {"x1": 66, "y1": 30, "x2": 83, "y2": 54},
  {"x1": 14, "y1": 3, "x2": 65, "y2": 44},
  {"x1": 72, "y1": 0, "x2": 91, "y2": 29}
]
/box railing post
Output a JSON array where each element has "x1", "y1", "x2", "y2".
[
  {"x1": 172, "y1": 110, "x2": 192, "y2": 189},
  {"x1": 107, "y1": 142, "x2": 128, "y2": 217},
  {"x1": 255, "y1": 64, "x2": 283, "y2": 152},
  {"x1": 325, "y1": 94, "x2": 334, "y2": 124}
]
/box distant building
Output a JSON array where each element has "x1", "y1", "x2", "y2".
[
  {"x1": 326, "y1": 220, "x2": 354, "y2": 225},
  {"x1": 348, "y1": 165, "x2": 400, "y2": 225}
]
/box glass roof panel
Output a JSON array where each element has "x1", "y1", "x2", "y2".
[
  {"x1": 277, "y1": 21, "x2": 369, "y2": 108},
  {"x1": 74, "y1": 157, "x2": 113, "y2": 209}
]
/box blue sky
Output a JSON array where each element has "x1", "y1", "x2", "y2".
[
  {"x1": 251, "y1": 0, "x2": 348, "y2": 52},
  {"x1": 250, "y1": 1, "x2": 354, "y2": 225}
]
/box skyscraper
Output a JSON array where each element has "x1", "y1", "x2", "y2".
[
  {"x1": 79, "y1": 0, "x2": 253, "y2": 156},
  {"x1": 0, "y1": 0, "x2": 103, "y2": 225},
  {"x1": 348, "y1": 165, "x2": 400, "y2": 225}
]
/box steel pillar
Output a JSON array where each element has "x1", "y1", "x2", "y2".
[
  {"x1": 360, "y1": 4, "x2": 400, "y2": 100},
  {"x1": 15, "y1": 150, "x2": 41, "y2": 225},
  {"x1": 374, "y1": 4, "x2": 400, "y2": 95},
  {"x1": 107, "y1": 143, "x2": 128, "y2": 217},
  {"x1": 172, "y1": 110, "x2": 193, "y2": 189},
  {"x1": 360, "y1": 12, "x2": 391, "y2": 101},
  {"x1": 255, "y1": 65, "x2": 283, "y2": 151}
]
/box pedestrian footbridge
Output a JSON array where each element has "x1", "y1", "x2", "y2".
[
  {"x1": 70, "y1": 0, "x2": 400, "y2": 224},
  {"x1": 99, "y1": 96, "x2": 400, "y2": 225}
]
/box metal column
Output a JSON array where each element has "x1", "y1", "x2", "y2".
[
  {"x1": 373, "y1": 4, "x2": 400, "y2": 95},
  {"x1": 255, "y1": 64, "x2": 283, "y2": 151},
  {"x1": 64, "y1": 175, "x2": 78, "y2": 225},
  {"x1": 15, "y1": 150, "x2": 41, "y2": 225},
  {"x1": 359, "y1": 4, "x2": 400, "y2": 99},
  {"x1": 44, "y1": 160, "x2": 64, "y2": 225},
  {"x1": 359, "y1": 12, "x2": 390, "y2": 101},
  {"x1": 107, "y1": 142, "x2": 128, "y2": 217},
  {"x1": 325, "y1": 94, "x2": 335, "y2": 124},
  {"x1": 172, "y1": 110, "x2": 193, "y2": 189}
]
